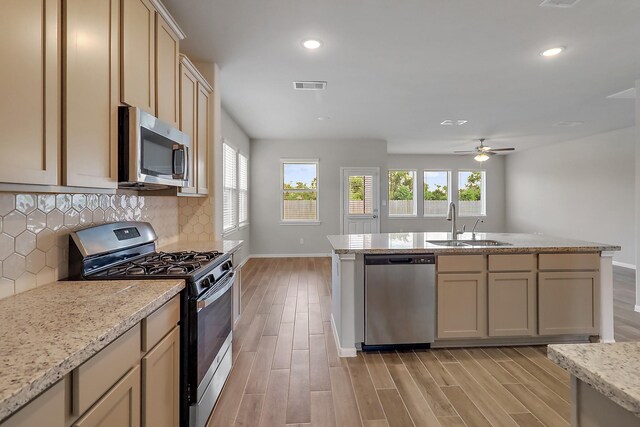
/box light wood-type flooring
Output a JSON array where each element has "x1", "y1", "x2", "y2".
[{"x1": 208, "y1": 257, "x2": 640, "y2": 427}]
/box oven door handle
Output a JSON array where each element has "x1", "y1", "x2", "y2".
[{"x1": 197, "y1": 272, "x2": 235, "y2": 312}]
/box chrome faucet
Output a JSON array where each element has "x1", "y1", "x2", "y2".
[
  {"x1": 446, "y1": 202, "x2": 465, "y2": 240},
  {"x1": 471, "y1": 219, "x2": 484, "y2": 240}
]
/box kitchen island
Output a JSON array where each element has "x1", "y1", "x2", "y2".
[{"x1": 327, "y1": 232, "x2": 620, "y2": 356}]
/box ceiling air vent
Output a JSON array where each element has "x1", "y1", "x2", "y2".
[
  {"x1": 293, "y1": 81, "x2": 327, "y2": 91},
  {"x1": 539, "y1": 0, "x2": 581, "y2": 7}
]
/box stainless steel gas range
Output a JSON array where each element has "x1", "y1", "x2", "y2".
[{"x1": 68, "y1": 221, "x2": 233, "y2": 427}]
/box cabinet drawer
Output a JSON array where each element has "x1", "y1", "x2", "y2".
[
  {"x1": 142, "y1": 295, "x2": 180, "y2": 352},
  {"x1": 539, "y1": 253, "x2": 600, "y2": 271},
  {"x1": 488, "y1": 254, "x2": 535, "y2": 272},
  {"x1": 438, "y1": 255, "x2": 484, "y2": 273},
  {"x1": 73, "y1": 365, "x2": 140, "y2": 427},
  {"x1": 73, "y1": 323, "x2": 141, "y2": 416},
  {"x1": 0, "y1": 380, "x2": 65, "y2": 427}
]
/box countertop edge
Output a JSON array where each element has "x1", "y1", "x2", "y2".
[
  {"x1": 547, "y1": 346, "x2": 640, "y2": 418},
  {"x1": 0, "y1": 281, "x2": 185, "y2": 422},
  {"x1": 331, "y1": 246, "x2": 619, "y2": 255}
]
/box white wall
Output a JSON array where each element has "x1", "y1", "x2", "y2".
[
  {"x1": 384, "y1": 154, "x2": 506, "y2": 233},
  {"x1": 250, "y1": 139, "x2": 387, "y2": 255},
  {"x1": 221, "y1": 108, "x2": 251, "y2": 264},
  {"x1": 505, "y1": 126, "x2": 636, "y2": 266}
]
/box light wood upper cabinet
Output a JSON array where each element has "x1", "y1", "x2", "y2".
[
  {"x1": 155, "y1": 13, "x2": 179, "y2": 127},
  {"x1": 73, "y1": 365, "x2": 141, "y2": 427},
  {"x1": 488, "y1": 272, "x2": 537, "y2": 337},
  {"x1": 64, "y1": 0, "x2": 119, "y2": 189},
  {"x1": 538, "y1": 271, "x2": 600, "y2": 335},
  {"x1": 121, "y1": 0, "x2": 156, "y2": 114},
  {"x1": 142, "y1": 327, "x2": 180, "y2": 427},
  {"x1": 437, "y1": 273, "x2": 487, "y2": 339},
  {"x1": 178, "y1": 55, "x2": 212, "y2": 197},
  {"x1": 196, "y1": 82, "x2": 212, "y2": 195},
  {"x1": 0, "y1": 0, "x2": 60, "y2": 185},
  {"x1": 179, "y1": 57, "x2": 198, "y2": 194}
]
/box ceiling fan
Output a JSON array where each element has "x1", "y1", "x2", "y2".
[{"x1": 454, "y1": 139, "x2": 515, "y2": 162}]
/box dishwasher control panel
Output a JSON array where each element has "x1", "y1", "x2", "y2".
[{"x1": 364, "y1": 254, "x2": 436, "y2": 265}]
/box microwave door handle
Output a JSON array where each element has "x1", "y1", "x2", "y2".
[{"x1": 172, "y1": 144, "x2": 188, "y2": 180}]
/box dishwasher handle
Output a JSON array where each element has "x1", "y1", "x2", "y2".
[{"x1": 364, "y1": 254, "x2": 435, "y2": 265}]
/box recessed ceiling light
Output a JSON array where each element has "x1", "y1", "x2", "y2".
[
  {"x1": 302, "y1": 39, "x2": 323, "y2": 50},
  {"x1": 317, "y1": 116, "x2": 330, "y2": 121},
  {"x1": 440, "y1": 120, "x2": 468, "y2": 126},
  {"x1": 540, "y1": 47, "x2": 565, "y2": 57}
]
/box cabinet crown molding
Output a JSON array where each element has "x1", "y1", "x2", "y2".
[{"x1": 150, "y1": 0, "x2": 186, "y2": 40}]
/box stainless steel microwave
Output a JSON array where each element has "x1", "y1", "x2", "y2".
[{"x1": 118, "y1": 106, "x2": 190, "y2": 189}]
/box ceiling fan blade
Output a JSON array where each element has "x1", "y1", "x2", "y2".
[
  {"x1": 454, "y1": 151, "x2": 476, "y2": 154},
  {"x1": 488, "y1": 148, "x2": 515, "y2": 151}
]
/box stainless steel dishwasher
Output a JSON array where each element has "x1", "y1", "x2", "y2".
[{"x1": 364, "y1": 254, "x2": 436, "y2": 348}]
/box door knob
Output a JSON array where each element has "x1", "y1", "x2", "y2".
[{"x1": 372, "y1": 215, "x2": 378, "y2": 219}]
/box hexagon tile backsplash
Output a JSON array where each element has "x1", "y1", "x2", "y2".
[
  {"x1": 178, "y1": 197, "x2": 215, "y2": 241},
  {"x1": 0, "y1": 193, "x2": 179, "y2": 299}
]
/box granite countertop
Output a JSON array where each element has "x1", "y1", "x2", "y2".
[
  {"x1": 548, "y1": 342, "x2": 640, "y2": 417},
  {"x1": 159, "y1": 239, "x2": 243, "y2": 254},
  {"x1": 327, "y1": 232, "x2": 620, "y2": 254},
  {"x1": 0, "y1": 279, "x2": 185, "y2": 422}
]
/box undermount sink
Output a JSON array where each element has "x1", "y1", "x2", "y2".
[
  {"x1": 426, "y1": 239, "x2": 512, "y2": 247},
  {"x1": 426, "y1": 240, "x2": 471, "y2": 247},
  {"x1": 462, "y1": 240, "x2": 512, "y2": 246}
]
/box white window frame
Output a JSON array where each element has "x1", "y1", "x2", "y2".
[
  {"x1": 222, "y1": 142, "x2": 238, "y2": 233},
  {"x1": 457, "y1": 170, "x2": 487, "y2": 217},
  {"x1": 423, "y1": 170, "x2": 451, "y2": 218},
  {"x1": 280, "y1": 159, "x2": 320, "y2": 224},
  {"x1": 387, "y1": 169, "x2": 418, "y2": 218},
  {"x1": 238, "y1": 153, "x2": 249, "y2": 228}
]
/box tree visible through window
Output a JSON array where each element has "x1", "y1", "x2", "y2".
[
  {"x1": 424, "y1": 171, "x2": 450, "y2": 216},
  {"x1": 388, "y1": 170, "x2": 416, "y2": 216},
  {"x1": 282, "y1": 162, "x2": 318, "y2": 221},
  {"x1": 458, "y1": 170, "x2": 486, "y2": 216},
  {"x1": 348, "y1": 175, "x2": 373, "y2": 215}
]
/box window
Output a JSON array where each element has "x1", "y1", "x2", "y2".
[
  {"x1": 424, "y1": 171, "x2": 450, "y2": 216},
  {"x1": 223, "y1": 143, "x2": 237, "y2": 232},
  {"x1": 388, "y1": 170, "x2": 417, "y2": 216},
  {"x1": 348, "y1": 175, "x2": 373, "y2": 215},
  {"x1": 239, "y1": 153, "x2": 248, "y2": 226},
  {"x1": 281, "y1": 160, "x2": 318, "y2": 222},
  {"x1": 458, "y1": 170, "x2": 486, "y2": 216}
]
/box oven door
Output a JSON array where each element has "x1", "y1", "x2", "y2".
[{"x1": 194, "y1": 271, "x2": 234, "y2": 401}]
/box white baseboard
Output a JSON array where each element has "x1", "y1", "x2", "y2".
[
  {"x1": 613, "y1": 261, "x2": 636, "y2": 270},
  {"x1": 330, "y1": 314, "x2": 357, "y2": 358},
  {"x1": 635, "y1": 305, "x2": 640, "y2": 313},
  {"x1": 249, "y1": 253, "x2": 331, "y2": 259}
]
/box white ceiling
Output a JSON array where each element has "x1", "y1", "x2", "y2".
[{"x1": 163, "y1": 0, "x2": 640, "y2": 154}]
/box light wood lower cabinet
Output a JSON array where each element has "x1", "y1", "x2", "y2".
[
  {"x1": 488, "y1": 272, "x2": 536, "y2": 337},
  {"x1": 437, "y1": 273, "x2": 487, "y2": 339},
  {"x1": 64, "y1": 0, "x2": 119, "y2": 189},
  {"x1": 0, "y1": 380, "x2": 65, "y2": 427},
  {"x1": 73, "y1": 365, "x2": 141, "y2": 427},
  {"x1": 539, "y1": 271, "x2": 600, "y2": 335},
  {"x1": 142, "y1": 326, "x2": 180, "y2": 427},
  {"x1": 0, "y1": 0, "x2": 60, "y2": 185}
]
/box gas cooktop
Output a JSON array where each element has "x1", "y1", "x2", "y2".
[{"x1": 92, "y1": 250, "x2": 223, "y2": 277}]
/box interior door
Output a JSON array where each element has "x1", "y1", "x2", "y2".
[{"x1": 341, "y1": 168, "x2": 380, "y2": 234}]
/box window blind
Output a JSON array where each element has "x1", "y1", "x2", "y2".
[
  {"x1": 223, "y1": 143, "x2": 237, "y2": 231},
  {"x1": 239, "y1": 153, "x2": 248, "y2": 225}
]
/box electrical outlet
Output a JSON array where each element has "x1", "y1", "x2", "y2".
[{"x1": 299, "y1": 238, "x2": 304, "y2": 245}]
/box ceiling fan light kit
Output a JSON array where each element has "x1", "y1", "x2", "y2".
[{"x1": 454, "y1": 138, "x2": 516, "y2": 162}]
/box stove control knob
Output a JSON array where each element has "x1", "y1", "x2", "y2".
[{"x1": 201, "y1": 277, "x2": 211, "y2": 288}]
